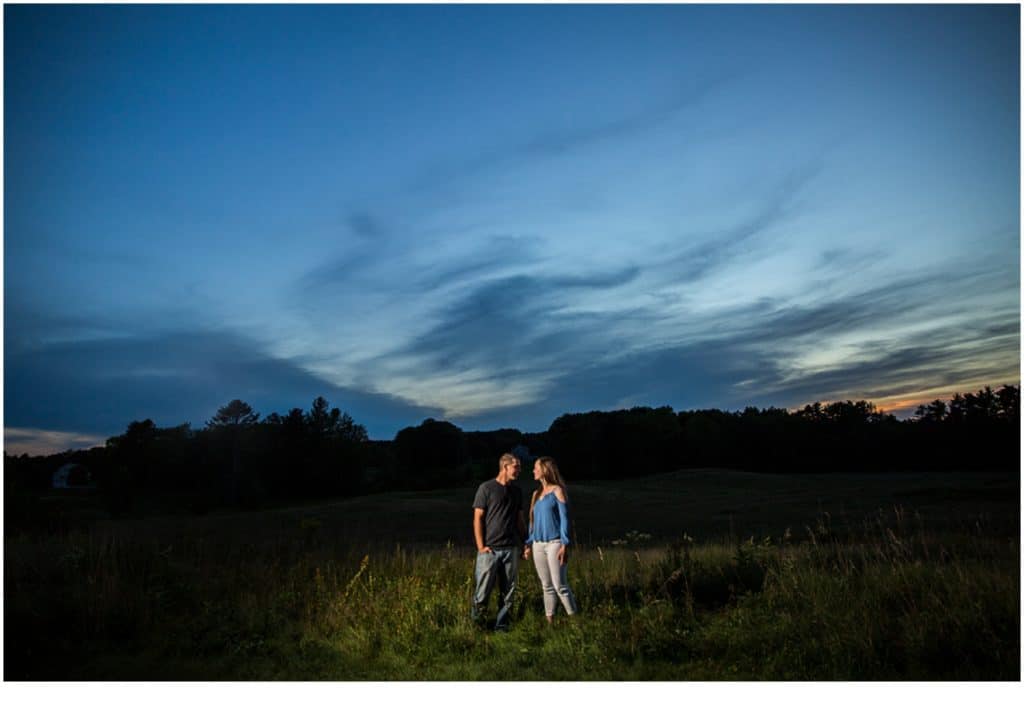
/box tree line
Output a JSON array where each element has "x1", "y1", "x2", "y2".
[{"x1": 5, "y1": 385, "x2": 1019, "y2": 518}]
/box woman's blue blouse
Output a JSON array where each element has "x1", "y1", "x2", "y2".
[{"x1": 526, "y1": 491, "x2": 571, "y2": 545}]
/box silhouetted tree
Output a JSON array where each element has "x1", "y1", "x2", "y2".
[
  {"x1": 105, "y1": 419, "x2": 158, "y2": 489},
  {"x1": 207, "y1": 399, "x2": 260, "y2": 428},
  {"x1": 965, "y1": 386, "x2": 999, "y2": 422},
  {"x1": 394, "y1": 418, "x2": 466, "y2": 487},
  {"x1": 914, "y1": 399, "x2": 947, "y2": 424},
  {"x1": 6, "y1": 384, "x2": 1017, "y2": 517},
  {"x1": 297, "y1": 397, "x2": 369, "y2": 494},
  {"x1": 996, "y1": 385, "x2": 1019, "y2": 422},
  {"x1": 464, "y1": 428, "x2": 525, "y2": 481},
  {"x1": 207, "y1": 400, "x2": 260, "y2": 504}
]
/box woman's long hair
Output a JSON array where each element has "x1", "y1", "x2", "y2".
[{"x1": 529, "y1": 456, "x2": 567, "y2": 532}]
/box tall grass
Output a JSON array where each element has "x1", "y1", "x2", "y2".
[{"x1": 5, "y1": 510, "x2": 1018, "y2": 680}]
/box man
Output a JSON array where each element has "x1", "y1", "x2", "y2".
[{"x1": 471, "y1": 452, "x2": 527, "y2": 631}]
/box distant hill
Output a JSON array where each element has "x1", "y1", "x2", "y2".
[{"x1": 80, "y1": 469, "x2": 1019, "y2": 547}]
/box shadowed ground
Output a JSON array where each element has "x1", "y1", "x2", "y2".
[
  {"x1": 6, "y1": 469, "x2": 1018, "y2": 680},
  {"x1": 79, "y1": 469, "x2": 1018, "y2": 547}
]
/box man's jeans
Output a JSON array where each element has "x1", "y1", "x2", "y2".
[{"x1": 471, "y1": 547, "x2": 519, "y2": 631}]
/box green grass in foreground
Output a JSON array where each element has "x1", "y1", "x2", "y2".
[{"x1": 5, "y1": 508, "x2": 1018, "y2": 680}]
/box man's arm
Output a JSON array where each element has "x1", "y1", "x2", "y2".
[{"x1": 473, "y1": 508, "x2": 491, "y2": 553}]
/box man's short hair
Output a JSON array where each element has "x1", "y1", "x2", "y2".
[{"x1": 499, "y1": 453, "x2": 520, "y2": 469}]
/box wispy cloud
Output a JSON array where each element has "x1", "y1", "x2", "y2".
[
  {"x1": 515, "y1": 74, "x2": 734, "y2": 158},
  {"x1": 4, "y1": 428, "x2": 107, "y2": 457},
  {"x1": 650, "y1": 162, "x2": 822, "y2": 285},
  {"x1": 408, "y1": 72, "x2": 736, "y2": 192},
  {"x1": 356, "y1": 251, "x2": 1018, "y2": 431},
  {"x1": 347, "y1": 211, "x2": 386, "y2": 239},
  {"x1": 3, "y1": 327, "x2": 439, "y2": 440}
]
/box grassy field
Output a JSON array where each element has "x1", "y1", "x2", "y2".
[{"x1": 4, "y1": 469, "x2": 1020, "y2": 680}]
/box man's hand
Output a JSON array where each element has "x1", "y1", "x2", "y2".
[
  {"x1": 523, "y1": 546, "x2": 531, "y2": 560},
  {"x1": 478, "y1": 546, "x2": 493, "y2": 554},
  {"x1": 558, "y1": 544, "x2": 568, "y2": 565}
]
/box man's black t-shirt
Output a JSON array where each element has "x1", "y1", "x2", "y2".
[{"x1": 472, "y1": 479, "x2": 523, "y2": 548}]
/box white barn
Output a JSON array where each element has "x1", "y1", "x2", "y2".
[{"x1": 51, "y1": 463, "x2": 94, "y2": 489}]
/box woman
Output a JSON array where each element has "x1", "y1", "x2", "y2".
[{"x1": 524, "y1": 456, "x2": 578, "y2": 622}]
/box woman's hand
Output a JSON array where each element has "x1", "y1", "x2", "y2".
[
  {"x1": 558, "y1": 544, "x2": 568, "y2": 565},
  {"x1": 523, "y1": 546, "x2": 531, "y2": 560}
]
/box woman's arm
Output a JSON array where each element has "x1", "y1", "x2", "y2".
[
  {"x1": 525, "y1": 490, "x2": 538, "y2": 546},
  {"x1": 554, "y1": 487, "x2": 571, "y2": 545}
]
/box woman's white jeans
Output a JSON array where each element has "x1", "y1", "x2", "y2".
[{"x1": 532, "y1": 540, "x2": 578, "y2": 617}]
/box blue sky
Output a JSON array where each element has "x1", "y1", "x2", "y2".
[{"x1": 4, "y1": 4, "x2": 1020, "y2": 454}]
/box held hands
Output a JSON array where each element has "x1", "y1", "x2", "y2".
[
  {"x1": 523, "y1": 546, "x2": 531, "y2": 560},
  {"x1": 558, "y1": 544, "x2": 568, "y2": 565}
]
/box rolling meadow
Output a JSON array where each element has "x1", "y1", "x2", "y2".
[{"x1": 4, "y1": 469, "x2": 1019, "y2": 680}]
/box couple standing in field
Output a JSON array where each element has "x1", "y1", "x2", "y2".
[{"x1": 471, "y1": 452, "x2": 578, "y2": 631}]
